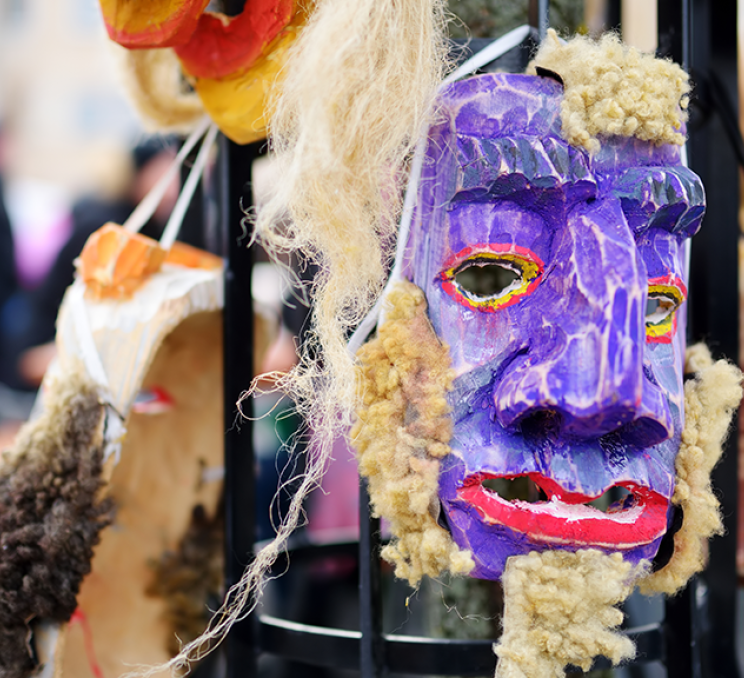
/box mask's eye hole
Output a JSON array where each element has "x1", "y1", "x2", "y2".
[
  {"x1": 454, "y1": 260, "x2": 521, "y2": 299},
  {"x1": 645, "y1": 294, "x2": 678, "y2": 326},
  {"x1": 645, "y1": 282, "x2": 685, "y2": 343},
  {"x1": 440, "y1": 248, "x2": 544, "y2": 312}
]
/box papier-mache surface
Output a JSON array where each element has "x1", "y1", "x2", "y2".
[{"x1": 55, "y1": 263, "x2": 223, "y2": 417}]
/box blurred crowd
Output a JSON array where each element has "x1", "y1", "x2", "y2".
[{"x1": 0, "y1": 134, "x2": 180, "y2": 443}]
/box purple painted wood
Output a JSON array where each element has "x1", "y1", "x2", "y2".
[{"x1": 403, "y1": 73, "x2": 704, "y2": 580}]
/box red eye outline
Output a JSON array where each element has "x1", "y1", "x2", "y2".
[
  {"x1": 646, "y1": 274, "x2": 687, "y2": 344},
  {"x1": 439, "y1": 243, "x2": 544, "y2": 312}
]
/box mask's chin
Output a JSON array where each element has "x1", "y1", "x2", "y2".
[{"x1": 439, "y1": 469, "x2": 671, "y2": 581}]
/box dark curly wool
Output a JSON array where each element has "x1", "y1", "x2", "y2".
[
  {"x1": 147, "y1": 503, "x2": 223, "y2": 656},
  {"x1": 0, "y1": 373, "x2": 112, "y2": 678}
]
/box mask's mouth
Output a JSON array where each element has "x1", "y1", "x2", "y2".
[{"x1": 457, "y1": 472, "x2": 669, "y2": 548}]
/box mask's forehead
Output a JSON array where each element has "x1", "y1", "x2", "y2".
[
  {"x1": 440, "y1": 73, "x2": 564, "y2": 138},
  {"x1": 404, "y1": 73, "x2": 703, "y2": 285}
]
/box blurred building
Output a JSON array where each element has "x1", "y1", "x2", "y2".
[{"x1": 0, "y1": 0, "x2": 142, "y2": 198}]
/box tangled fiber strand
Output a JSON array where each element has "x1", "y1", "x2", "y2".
[
  {"x1": 528, "y1": 29, "x2": 690, "y2": 153},
  {"x1": 352, "y1": 281, "x2": 473, "y2": 585},
  {"x1": 133, "y1": 5, "x2": 450, "y2": 672},
  {"x1": 495, "y1": 550, "x2": 645, "y2": 678},
  {"x1": 149, "y1": 0, "x2": 448, "y2": 661},
  {"x1": 147, "y1": 504, "x2": 224, "y2": 657},
  {"x1": 0, "y1": 370, "x2": 112, "y2": 678},
  {"x1": 255, "y1": 0, "x2": 450, "y2": 424},
  {"x1": 118, "y1": 47, "x2": 205, "y2": 133},
  {"x1": 639, "y1": 343, "x2": 742, "y2": 595}
]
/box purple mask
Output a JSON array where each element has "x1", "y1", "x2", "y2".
[{"x1": 402, "y1": 74, "x2": 705, "y2": 579}]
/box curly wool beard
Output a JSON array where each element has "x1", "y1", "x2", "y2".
[{"x1": 353, "y1": 281, "x2": 742, "y2": 676}]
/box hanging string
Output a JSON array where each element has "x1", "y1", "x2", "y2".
[
  {"x1": 123, "y1": 116, "x2": 211, "y2": 234},
  {"x1": 160, "y1": 123, "x2": 219, "y2": 250}
]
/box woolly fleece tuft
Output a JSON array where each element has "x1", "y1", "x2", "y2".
[
  {"x1": 352, "y1": 281, "x2": 473, "y2": 584},
  {"x1": 0, "y1": 369, "x2": 112, "y2": 678},
  {"x1": 528, "y1": 29, "x2": 689, "y2": 153},
  {"x1": 639, "y1": 344, "x2": 742, "y2": 594},
  {"x1": 495, "y1": 550, "x2": 644, "y2": 678}
]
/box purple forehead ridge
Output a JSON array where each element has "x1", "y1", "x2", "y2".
[
  {"x1": 441, "y1": 73, "x2": 564, "y2": 139},
  {"x1": 437, "y1": 73, "x2": 686, "y2": 171},
  {"x1": 455, "y1": 135, "x2": 597, "y2": 203}
]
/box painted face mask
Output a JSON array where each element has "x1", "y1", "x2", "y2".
[{"x1": 402, "y1": 73, "x2": 705, "y2": 579}]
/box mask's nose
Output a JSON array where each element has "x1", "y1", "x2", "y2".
[{"x1": 492, "y1": 207, "x2": 674, "y2": 446}]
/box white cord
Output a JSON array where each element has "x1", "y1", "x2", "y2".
[
  {"x1": 160, "y1": 124, "x2": 219, "y2": 250},
  {"x1": 123, "y1": 116, "x2": 211, "y2": 234},
  {"x1": 442, "y1": 25, "x2": 531, "y2": 86}
]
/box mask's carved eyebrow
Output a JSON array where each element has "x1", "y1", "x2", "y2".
[
  {"x1": 610, "y1": 166, "x2": 705, "y2": 237},
  {"x1": 453, "y1": 135, "x2": 598, "y2": 203}
]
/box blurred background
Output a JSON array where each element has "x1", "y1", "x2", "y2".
[{"x1": 0, "y1": 0, "x2": 148, "y2": 441}]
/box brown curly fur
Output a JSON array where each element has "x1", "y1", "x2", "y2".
[
  {"x1": 0, "y1": 370, "x2": 112, "y2": 678},
  {"x1": 147, "y1": 504, "x2": 224, "y2": 656}
]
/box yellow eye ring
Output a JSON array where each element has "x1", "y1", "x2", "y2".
[{"x1": 645, "y1": 277, "x2": 686, "y2": 343}]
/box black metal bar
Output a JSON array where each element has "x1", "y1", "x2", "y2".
[
  {"x1": 657, "y1": 0, "x2": 691, "y2": 69},
  {"x1": 217, "y1": 0, "x2": 260, "y2": 675},
  {"x1": 606, "y1": 0, "x2": 621, "y2": 32},
  {"x1": 257, "y1": 616, "x2": 664, "y2": 675},
  {"x1": 359, "y1": 479, "x2": 384, "y2": 678},
  {"x1": 221, "y1": 135, "x2": 261, "y2": 678},
  {"x1": 658, "y1": 0, "x2": 741, "y2": 676},
  {"x1": 528, "y1": 0, "x2": 549, "y2": 41},
  {"x1": 664, "y1": 579, "x2": 703, "y2": 678},
  {"x1": 685, "y1": 0, "x2": 741, "y2": 676}
]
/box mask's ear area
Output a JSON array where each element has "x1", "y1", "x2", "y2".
[{"x1": 535, "y1": 66, "x2": 564, "y2": 88}]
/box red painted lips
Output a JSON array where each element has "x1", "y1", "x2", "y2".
[{"x1": 457, "y1": 472, "x2": 669, "y2": 548}]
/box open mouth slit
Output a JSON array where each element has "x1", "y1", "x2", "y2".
[{"x1": 480, "y1": 475, "x2": 633, "y2": 513}]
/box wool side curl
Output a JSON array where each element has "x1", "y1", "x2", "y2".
[
  {"x1": 0, "y1": 369, "x2": 112, "y2": 678},
  {"x1": 352, "y1": 281, "x2": 474, "y2": 584},
  {"x1": 528, "y1": 29, "x2": 690, "y2": 153},
  {"x1": 639, "y1": 343, "x2": 742, "y2": 595}
]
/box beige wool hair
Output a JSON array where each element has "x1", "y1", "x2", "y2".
[
  {"x1": 351, "y1": 281, "x2": 474, "y2": 584},
  {"x1": 494, "y1": 550, "x2": 644, "y2": 678},
  {"x1": 118, "y1": 47, "x2": 205, "y2": 134},
  {"x1": 255, "y1": 0, "x2": 449, "y2": 429},
  {"x1": 528, "y1": 29, "x2": 690, "y2": 153},
  {"x1": 639, "y1": 343, "x2": 742, "y2": 595}
]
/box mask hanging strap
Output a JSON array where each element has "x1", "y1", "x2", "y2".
[
  {"x1": 122, "y1": 115, "x2": 211, "y2": 235},
  {"x1": 159, "y1": 123, "x2": 219, "y2": 250}
]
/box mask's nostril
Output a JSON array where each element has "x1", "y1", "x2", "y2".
[
  {"x1": 613, "y1": 416, "x2": 672, "y2": 448},
  {"x1": 518, "y1": 410, "x2": 563, "y2": 443}
]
